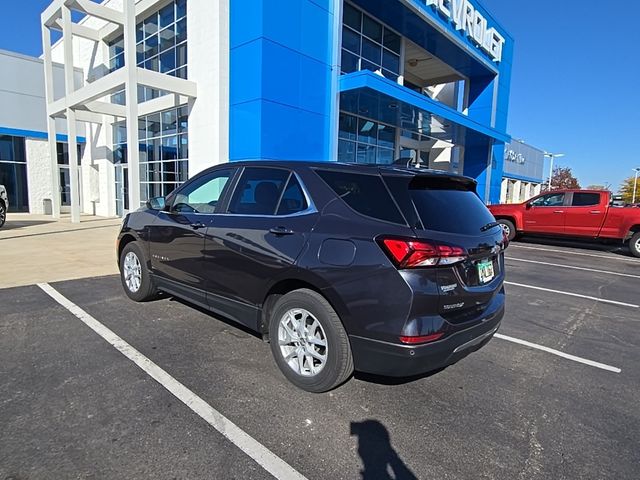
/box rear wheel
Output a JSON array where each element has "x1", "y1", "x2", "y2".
[
  {"x1": 269, "y1": 289, "x2": 353, "y2": 393},
  {"x1": 629, "y1": 232, "x2": 640, "y2": 258},
  {"x1": 497, "y1": 219, "x2": 516, "y2": 241},
  {"x1": 119, "y1": 242, "x2": 158, "y2": 301}
]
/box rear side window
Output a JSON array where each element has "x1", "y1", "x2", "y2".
[
  {"x1": 315, "y1": 170, "x2": 405, "y2": 224},
  {"x1": 228, "y1": 167, "x2": 289, "y2": 215},
  {"x1": 572, "y1": 192, "x2": 601, "y2": 207},
  {"x1": 277, "y1": 175, "x2": 309, "y2": 215},
  {"x1": 406, "y1": 177, "x2": 496, "y2": 235}
]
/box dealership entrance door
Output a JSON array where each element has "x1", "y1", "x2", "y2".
[
  {"x1": 115, "y1": 164, "x2": 129, "y2": 217},
  {"x1": 59, "y1": 166, "x2": 82, "y2": 214}
]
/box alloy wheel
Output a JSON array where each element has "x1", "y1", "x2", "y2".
[
  {"x1": 278, "y1": 308, "x2": 328, "y2": 377},
  {"x1": 123, "y1": 251, "x2": 142, "y2": 293}
]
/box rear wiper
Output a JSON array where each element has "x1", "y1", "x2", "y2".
[{"x1": 480, "y1": 221, "x2": 501, "y2": 232}]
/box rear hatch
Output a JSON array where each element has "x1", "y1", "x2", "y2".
[{"x1": 382, "y1": 170, "x2": 506, "y2": 321}]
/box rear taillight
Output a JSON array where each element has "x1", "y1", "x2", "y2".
[
  {"x1": 399, "y1": 333, "x2": 444, "y2": 345},
  {"x1": 378, "y1": 237, "x2": 468, "y2": 268}
]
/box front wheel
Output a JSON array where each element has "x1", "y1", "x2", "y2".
[
  {"x1": 269, "y1": 289, "x2": 354, "y2": 393},
  {"x1": 629, "y1": 232, "x2": 640, "y2": 258},
  {"x1": 497, "y1": 219, "x2": 517, "y2": 241},
  {"x1": 119, "y1": 242, "x2": 158, "y2": 301},
  {"x1": 0, "y1": 201, "x2": 6, "y2": 228}
]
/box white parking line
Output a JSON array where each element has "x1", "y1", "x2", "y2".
[
  {"x1": 504, "y1": 281, "x2": 639, "y2": 309},
  {"x1": 509, "y1": 244, "x2": 640, "y2": 263},
  {"x1": 506, "y1": 257, "x2": 640, "y2": 279},
  {"x1": 495, "y1": 333, "x2": 622, "y2": 373},
  {"x1": 38, "y1": 283, "x2": 307, "y2": 480}
]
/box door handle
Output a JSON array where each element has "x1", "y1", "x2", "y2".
[
  {"x1": 190, "y1": 222, "x2": 207, "y2": 230},
  {"x1": 590, "y1": 211, "x2": 602, "y2": 214},
  {"x1": 269, "y1": 226, "x2": 294, "y2": 236},
  {"x1": 553, "y1": 210, "x2": 564, "y2": 214}
]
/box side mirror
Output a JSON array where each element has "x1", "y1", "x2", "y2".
[
  {"x1": 147, "y1": 196, "x2": 166, "y2": 211},
  {"x1": 525, "y1": 202, "x2": 533, "y2": 210}
]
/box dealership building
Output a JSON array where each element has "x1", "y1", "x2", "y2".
[
  {"x1": 0, "y1": 0, "x2": 515, "y2": 219},
  {"x1": 500, "y1": 139, "x2": 545, "y2": 204}
]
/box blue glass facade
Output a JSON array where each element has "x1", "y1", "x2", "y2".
[{"x1": 229, "y1": 0, "x2": 512, "y2": 202}]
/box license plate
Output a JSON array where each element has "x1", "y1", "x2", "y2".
[{"x1": 477, "y1": 259, "x2": 495, "y2": 284}]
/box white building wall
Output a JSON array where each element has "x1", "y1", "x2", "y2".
[
  {"x1": 25, "y1": 138, "x2": 54, "y2": 214},
  {"x1": 187, "y1": 0, "x2": 229, "y2": 175}
]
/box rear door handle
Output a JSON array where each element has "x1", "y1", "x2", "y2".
[
  {"x1": 553, "y1": 210, "x2": 564, "y2": 214},
  {"x1": 190, "y1": 222, "x2": 207, "y2": 230},
  {"x1": 590, "y1": 210, "x2": 602, "y2": 214},
  {"x1": 269, "y1": 226, "x2": 294, "y2": 236}
]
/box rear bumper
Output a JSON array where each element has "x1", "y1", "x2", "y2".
[{"x1": 349, "y1": 301, "x2": 504, "y2": 377}]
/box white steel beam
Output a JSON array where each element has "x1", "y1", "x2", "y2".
[
  {"x1": 62, "y1": 6, "x2": 81, "y2": 223},
  {"x1": 74, "y1": 110, "x2": 105, "y2": 124},
  {"x1": 42, "y1": 23, "x2": 61, "y2": 219},
  {"x1": 53, "y1": 18, "x2": 102, "y2": 42},
  {"x1": 72, "y1": 0, "x2": 125, "y2": 25},
  {"x1": 138, "y1": 93, "x2": 190, "y2": 117},
  {"x1": 137, "y1": 68, "x2": 197, "y2": 98},
  {"x1": 85, "y1": 101, "x2": 127, "y2": 118},
  {"x1": 123, "y1": 0, "x2": 141, "y2": 211}
]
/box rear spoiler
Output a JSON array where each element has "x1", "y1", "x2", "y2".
[{"x1": 380, "y1": 168, "x2": 478, "y2": 192}]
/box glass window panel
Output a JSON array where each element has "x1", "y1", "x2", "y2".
[
  {"x1": 377, "y1": 147, "x2": 395, "y2": 165},
  {"x1": 136, "y1": 41, "x2": 145, "y2": 64},
  {"x1": 341, "y1": 50, "x2": 359, "y2": 74},
  {"x1": 163, "y1": 160, "x2": 177, "y2": 181},
  {"x1": 114, "y1": 144, "x2": 127, "y2": 164},
  {"x1": 176, "y1": 43, "x2": 187, "y2": 68},
  {"x1": 177, "y1": 160, "x2": 188, "y2": 182},
  {"x1": 338, "y1": 113, "x2": 357, "y2": 140},
  {"x1": 109, "y1": 36, "x2": 124, "y2": 58},
  {"x1": 144, "y1": 13, "x2": 158, "y2": 37},
  {"x1": 382, "y1": 50, "x2": 400, "y2": 74},
  {"x1": 147, "y1": 113, "x2": 161, "y2": 137},
  {"x1": 175, "y1": 66, "x2": 188, "y2": 79},
  {"x1": 362, "y1": 38, "x2": 381, "y2": 65},
  {"x1": 360, "y1": 59, "x2": 378, "y2": 73},
  {"x1": 162, "y1": 109, "x2": 178, "y2": 134},
  {"x1": 178, "y1": 134, "x2": 188, "y2": 159},
  {"x1": 176, "y1": 18, "x2": 187, "y2": 44},
  {"x1": 162, "y1": 135, "x2": 178, "y2": 160},
  {"x1": 342, "y1": 27, "x2": 360, "y2": 54},
  {"x1": 163, "y1": 183, "x2": 177, "y2": 197},
  {"x1": 160, "y1": 48, "x2": 176, "y2": 73},
  {"x1": 13, "y1": 136, "x2": 26, "y2": 162},
  {"x1": 159, "y1": 2, "x2": 175, "y2": 29},
  {"x1": 136, "y1": 22, "x2": 144, "y2": 42},
  {"x1": 145, "y1": 34, "x2": 158, "y2": 58},
  {"x1": 343, "y1": 3, "x2": 361, "y2": 30},
  {"x1": 177, "y1": 0, "x2": 187, "y2": 19},
  {"x1": 178, "y1": 106, "x2": 189, "y2": 132},
  {"x1": 144, "y1": 56, "x2": 159, "y2": 72},
  {"x1": 0, "y1": 135, "x2": 14, "y2": 161},
  {"x1": 356, "y1": 144, "x2": 376, "y2": 164},
  {"x1": 357, "y1": 118, "x2": 377, "y2": 145},
  {"x1": 338, "y1": 139, "x2": 356, "y2": 163},
  {"x1": 377, "y1": 124, "x2": 396, "y2": 148},
  {"x1": 382, "y1": 69, "x2": 399, "y2": 82},
  {"x1": 147, "y1": 138, "x2": 161, "y2": 162},
  {"x1": 138, "y1": 117, "x2": 147, "y2": 140},
  {"x1": 111, "y1": 53, "x2": 125, "y2": 71},
  {"x1": 362, "y1": 15, "x2": 382, "y2": 42},
  {"x1": 160, "y1": 25, "x2": 176, "y2": 52},
  {"x1": 383, "y1": 28, "x2": 401, "y2": 53},
  {"x1": 114, "y1": 122, "x2": 127, "y2": 144},
  {"x1": 0, "y1": 162, "x2": 29, "y2": 212}
]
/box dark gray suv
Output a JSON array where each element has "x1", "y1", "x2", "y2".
[{"x1": 117, "y1": 162, "x2": 507, "y2": 392}]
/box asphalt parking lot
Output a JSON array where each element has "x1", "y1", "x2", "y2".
[{"x1": 1, "y1": 239, "x2": 639, "y2": 479}]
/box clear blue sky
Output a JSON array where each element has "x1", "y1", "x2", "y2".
[{"x1": 1, "y1": 1, "x2": 639, "y2": 190}]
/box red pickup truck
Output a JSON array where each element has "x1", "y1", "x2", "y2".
[{"x1": 488, "y1": 190, "x2": 640, "y2": 257}]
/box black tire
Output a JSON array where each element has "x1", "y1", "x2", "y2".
[
  {"x1": 0, "y1": 201, "x2": 6, "y2": 228},
  {"x1": 119, "y1": 242, "x2": 158, "y2": 302},
  {"x1": 268, "y1": 289, "x2": 354, "y2": 393},
  {"x1": 629, "y1": 232, "x2": 640, "y2": 258},
  {"x1": 497, "y1": 218, "x2": 517, "y2": 241}
]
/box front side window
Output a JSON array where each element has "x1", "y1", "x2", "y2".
[
  {"x1": 530, "y1": 193, "x2": 565, "y2": 207},
  {"x1": 171, "y1": 168, "x2": 233, "y2": 214},
  {"x1": 228, "y1": 168, "x2": 290, "y2": 215},
  {"x1": 571, "y1": 193, "x2": 601, "y2": 207}
]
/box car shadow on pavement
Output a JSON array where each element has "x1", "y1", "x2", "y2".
[
  {"x1": 0, "y1": 219, "x2": 54, "y2": 231},
  {"x1": 351, "y1": 420, "x2": 418, "y2": 480},
  {"x1": 515, "y1": 237, "x2": 632, "y2": 257}
]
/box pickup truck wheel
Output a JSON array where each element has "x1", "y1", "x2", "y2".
[
  {"x1": 630, "y1": 232, "x2": 640, "y2": 258},
  {"x1": 497, "y1": 219, "x2": 516, "y2": 241}
]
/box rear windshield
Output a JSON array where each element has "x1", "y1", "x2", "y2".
[{"x1": 390, "y1": 176, "x2": 496, "y2": 235}]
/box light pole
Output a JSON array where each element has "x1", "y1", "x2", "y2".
[
  {"x1": 544, "y1": 153, "x2": 565, "y2": 190},
  {"x1": 633, "y1": 168, "x2": 640, "y2": 204}
]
